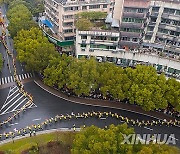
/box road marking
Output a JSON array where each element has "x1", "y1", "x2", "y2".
[
  {"x1": 10, "y1": 76, "x2": 13, "y2": 82},
  {"x1": 18, "y1": 75, "x2": 21, "y2": 80},
  {"x1": 12, "y1": 98, "x2": 27, "y2": 111},
  {"x1": 4, "y1": 77, "x2": 7, "y2": 84},
  {"x1": 7, "y1": 76, "x2": 10, "y2": 82},
  {"x1": 100, "y1": 118, "x2": 106, "y2": 120},
  {"x1": 2, "y1": 78, "x2": 4, "y2": 84},
  {"x1": 32, "y1": 118, "x2": 41, "y2": 121},
  {"x1": 1, "y1": 95, "x2": 24, "y2": 114},
  {"x1": 24, "y1": 74, "x2": 27, "y2": 78},
  {"x1": 27, "y1": 73, "x2": 30, "y2": 78},
  {"x1": 9, "y1": 86, "x2": 17, "y2": 93},
  {"x1": 144, "y1": 127, "x2": 153, "y2": 131},
  {"x1": 22, "y1": 74, "x2": 24, "y2": 80},
  {"x1": 8, "y1": 89, "x2": 19, "y2": 99},
  {"x1": 169, "y1": 135, "x2": 178, "y2": 141},
  {"x1": 9, "y1": 123, "x2": 18, "y2": 126}
]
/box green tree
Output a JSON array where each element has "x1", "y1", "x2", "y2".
[
  {"x1": 7, "y1": 4, "x2": 36, "y2": 38},
  {"x1": 14, "y1": 27, "x2": 57, "y2": 72},
  {"x1": 72, "y1": 124, "x2": 134, "y2": 154}
]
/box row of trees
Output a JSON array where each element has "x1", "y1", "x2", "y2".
[
  {"x1": 72, "y1": 124, "x2": 180, "y2": 154},
  {"x1": 7, "y1": 0, "x2": 37, "y2": 38},
  {"x1": 9, "y1": 0, "x2": 180, "y2": 112},
  {"x1": 0, "y1": 0, "x2": 44, "y2": 17},
  {"x1": 13, "y1": 26, "x2": 180, "y2": 111}
]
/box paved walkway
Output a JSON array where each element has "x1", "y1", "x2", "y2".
[{"x1": 34, "y1": 79, "x2": 177, "y2": 121}]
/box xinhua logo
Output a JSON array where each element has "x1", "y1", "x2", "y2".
[{"x1": 121, "y1": 134, "x2": 176, "y2": 145}]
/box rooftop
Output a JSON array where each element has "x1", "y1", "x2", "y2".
[{"x1": 54, "y1": 0, "x2": 110, "y2": 5}]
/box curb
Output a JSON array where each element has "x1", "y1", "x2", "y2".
[
  {"x1": 33, "y1": 80, "x2": 173, "y2": 122},
  {"x1": 0, "y1": 128, "x2": 80, "y2": 146}
]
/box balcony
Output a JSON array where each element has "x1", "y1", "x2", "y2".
[
  {"x1": 120, "y1": 31, "x2": 141, "y2": 37},
  {"x1": 123, "y1": 12, "x2": 145, "y2": 19},
  {"x1": 121, "y1": 23, "x2": 144, "y2": 29}
]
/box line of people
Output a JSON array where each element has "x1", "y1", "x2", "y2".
[
  {"x1": 0, "y1": 111, "x2": 180, "y2": 141},
  {"x1": 0, "y1": 32, "x2": 34, "y2": 126}
]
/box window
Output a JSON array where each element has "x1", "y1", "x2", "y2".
[
  {"x1": 63, "y1": 22, "x2": 73, "y2": 27},
  {"x1": 158, "y1": 28, "x2": 169, "y2": 34},
  {"x1": 81, "y1": 35, "x2": 87, "y2": 39},
  {"x1": 74, "y1": 6, "x2": 79, "y2": 11},
  {"x1": 89, "y1": 5, "x2": 100, "y2": 9},
  {"x1": 137, "y1": 8, "x2": 144, "y2": 13},
  {"x1": 64, "y1": 7, "x2": 73, "y2": 11},
  {"x1": 152, "y1": 7, "x2": 159, "y2": 12},
  {"x1": 64, "y1": 15, "x2": 73, "y2": 19},
  {"x1": 122, "y1": 37, "x2": 130, "y2": 41},
  {"x1": 132, "y1": 38, "x2": 138, "y2": 42},
  {"x1": 64, "y1": 29, "x2": 73, "y2": 33},
  {"x1": 82, "y1": 6, "x2": 87, "y2": 10},
  {"x1": 81, "y1": 44, "x2": 86, "y2": 48},
  {"x1": 175, "y1": 10, "x2": 180, "y2": 16},
  {"x1": 145, "y1": 35, "x2": 151, "y2": 40},
  {"x1": 111, "y1": 37, "x2": 118, "y2": 41},
  {"x1": 147, "y1": 26, "x2": 154, "y2": 31},
  {"x1": 103, "y1": 4, "x2": 107, "y2": 8}
]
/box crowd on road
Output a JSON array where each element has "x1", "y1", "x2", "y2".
[
  {"x1": 58, "y1": 86, "x2": 180, "y2": 119},
  {"x1": 0, "y1": 26, "x2": 34, "y2": 127},
  {"x1": 0, "y1": 111, "x2": 180, "y2": 141}
]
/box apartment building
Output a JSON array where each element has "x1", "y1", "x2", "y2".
[
  {"x1": 44, "y1": 0, "x2": 112, "y2": 41},
  {"x1": 143, "y1": 0, "x2": 180, "y2": 57},
  {"x1": 119, "y1": 0, "x2": 150, "y2": 50}
]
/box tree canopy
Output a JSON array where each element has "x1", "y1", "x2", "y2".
[
  {"x1": 7, "y1": 3, "x2": 36, "y2": 38},
  {"x1": 14, "y1": 27, "x2": 58, "y2": 72},
  {"x1": 72, "y1": 124, "x2": 180, "y2": 154}
]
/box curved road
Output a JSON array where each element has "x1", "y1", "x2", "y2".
[{"x1": 0, "y1": 4, "x2": 179, "y2": 148}]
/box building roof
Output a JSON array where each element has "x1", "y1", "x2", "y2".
[
  {"x1": 54, "y1": 0, "x2": 67, "y2": 5},
  {"x1": 105, "y1": 13, "x2": 113, "y2": 23}
]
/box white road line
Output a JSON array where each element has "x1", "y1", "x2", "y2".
[
  {"x1": 1, "y1": 93, "x2": 20, "y2": 110},
  {"x1": 27, "y1": 73, "x2": 30, "y2": 78},
  {"x1": 169, "y1": 136, "x2": 179, "y2": 141},
  {"x1": 10, "y1": 86, "x2": 17, "y2": 93},
  {"x1": 24, "y1": 74, "x2": 27, "y2": 78},
  {"x1": 144, "y1": 127, "x2": 153, "y2": 131},
  {"x1": 100, "y1": 118, "x2": 106, "y2": 120},
  {"x1": 21, "y1": 74, "x2": 24, "y2": 80},
  {"x1": 32, "y1": 118, "x2": 41, "y2": 121},
  {"x1": 9, "y1": 123, "x2": 18, "y2": 126},
  {"x1": 18, "y1": 75, "x2": 22, "y2": 80},
  {"x1": 10, "y1": 76, "x2": 13, "y2": 82},
  {"x1": 4, "y1": 77, "x2": 7, "y2": 84},
  {"x1": 7, "y1": 76, "x2": 10, "y2": 83},
  {"x1": 0, "y1": 79, "x2": 1, "y2": 85},
  {"x1": 30, "y1": 73, "x2": 32, "y2": 77},
  {"x1": 1, "y1": 95, "x2": 24, "y2": 114},
  {"x1": 2, "y1": 78, "x2": 4, "y2": 84},
  {"x1": 7, "y1": 89, "x2": 19, "y2": 99},
  {"x1": 12, "y1": 98, "x2": 27, "y2": 111}
]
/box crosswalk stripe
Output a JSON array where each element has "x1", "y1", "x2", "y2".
[
  {"x1": 2, "y1": 78, "x2": 4, "y2": 84},
  {"x1": 18, "y1": 75, "x2": 22, "y2": 80},
  {"x1": 12, "y1": 98, "x2": 27, "y2": 111},
  {"x1": 7, "y1": 77, "x2": 10, "y2": 82},
  {"x1": 27, "y1": 73, "x2": 30, "y2": 78},
  {"x1": 2, "y1": 93, "x2": 20, "y2": 109},
  {"x1": 1, "y1": 95, "x2": 24, "y2": 114},
  {"x1": 4, "y1": 77, "x2": 7, "y2": 84},
  {"x1": 22, "y1": 74, "x2": 24, "y2": 80},
  {"x1": 10, "y1": 76, "x2": 13, "y2": 82},
  {"x1": 0, "y1": 73, "x2": 34, "y2": 86},
  {"x1": 9, "y1": 86, "x2": 17, "y2": 93}
]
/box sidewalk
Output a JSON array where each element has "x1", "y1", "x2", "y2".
[{"x1": 34, "y1": 79, "x2": 177, "y2": 121}]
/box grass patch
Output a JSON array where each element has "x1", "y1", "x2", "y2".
[{"x1": 0, "y1": 131, "x2": 76, "y2": 154}]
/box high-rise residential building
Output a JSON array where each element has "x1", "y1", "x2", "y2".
[
  {"x1": 143, "y1": 0, "x2": 180, "y2": 57},
  {"x1": 44, "y1": 0, "x2": 112, "y2": 41}
]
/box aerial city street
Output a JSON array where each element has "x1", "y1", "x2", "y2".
[{"x1": 0, "y1": 0, "x2": 180, "y2": 153}]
